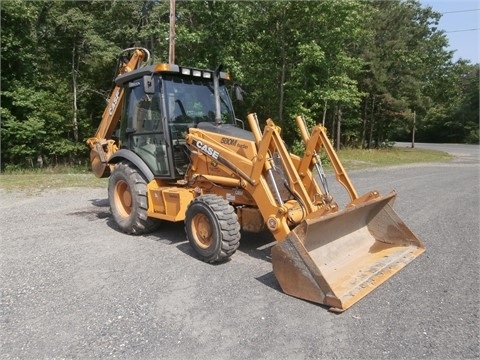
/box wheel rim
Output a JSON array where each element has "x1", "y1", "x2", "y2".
[
  {"x1": 191, "y1": 213, "x2": 213, "y2": 249},
  {"x1": 114, "y1": 179, "x2": 132, "y2": 218}
]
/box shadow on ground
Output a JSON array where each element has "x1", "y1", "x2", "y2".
[{"x1": 71, "y1": 197, "x2": 277, "y2": 265}]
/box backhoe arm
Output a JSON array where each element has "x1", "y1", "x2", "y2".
[{"x1": 87, "y1": 48, "x2": 149, "y2": 178}]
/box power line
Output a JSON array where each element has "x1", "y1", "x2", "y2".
[
  {"x1": 442, "y1": 9, "x2": 479, "y2": 14},
  {"x1": 445, "y1": 28, "x2": 479, "y2": 33},
  {"x1": 437, "y1": 8, "x2": 479, "y2": 33}
]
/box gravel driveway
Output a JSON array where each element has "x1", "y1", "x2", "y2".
[{"x1": 1, "y1": 143, "x2": 478, "y2": 359}]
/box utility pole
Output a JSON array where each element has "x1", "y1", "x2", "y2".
[
  {"x1": 411, "y1": 110, "x2": 416, "y2": 148},
  {"x1": 336, "y1": 107, "x2": 342, "y2": 152},
  {"x1": 169, "y1": 0, "x2": 176, "y2": 64}
]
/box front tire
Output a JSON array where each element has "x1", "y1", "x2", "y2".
[
  {"x1": 108, "y1": 161, "x2": 159, "y2": 234},
  {"x1": 185, "y1": 194, "x2": 240, "y2": 263}
]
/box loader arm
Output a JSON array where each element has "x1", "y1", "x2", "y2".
[
  {"x1": 295, "y1": 116, "x2": 387, "y2": 207},
  {"x1": 187, "y1": 114, "x2": 337, "y2": 241},
  {"x1": 186, "y1": 125, "x2": 292, "y2": 241},
  {"x1": 295, "y1": 116, "x2": 359, "y2": 202},
  {"x1": 86, "y1": 48, "x2": 149, "y2": 178}
]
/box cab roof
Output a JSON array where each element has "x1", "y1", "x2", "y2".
[{"x1": 115, "y1": 64, "x2": 230, "y2": 86}]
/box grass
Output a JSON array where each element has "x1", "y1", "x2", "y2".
[
  {"x1": 0, "y1": 169, "x2": 108, "y2": 194},
  {"x1": 0, "y1": 147, "x2": 452, "y2": 193},
  {"x1": 335, "y1": 146, "x2": 452, "y2": 171}
]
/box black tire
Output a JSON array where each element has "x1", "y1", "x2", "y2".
[
  {"x1": 108, "y1": 161, "x2": 159, "y2": 235},
  {"x1": 185, "y1": 194, "x2": 240, "y2": 263}
]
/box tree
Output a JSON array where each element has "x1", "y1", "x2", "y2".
[
  {"x1": 1, "y1": 0, "x2": 476, "y2": 170},
  {"x1": 1, "y1": 0, "x2": 143, "y2": 168},
  {"x1": 357, "y1": 0, "x2": 454, "y2": 147},
  {"x1": 420, "y1": 61, "x2": 479, "y2": 143}
]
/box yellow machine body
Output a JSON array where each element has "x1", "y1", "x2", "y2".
[{"x1": 88, "y1": 49, "x2": 424, "y2": 311}]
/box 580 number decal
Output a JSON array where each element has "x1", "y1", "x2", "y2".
[{"x1": 221, "y1": 137, "x2": 238, "y2": 146}]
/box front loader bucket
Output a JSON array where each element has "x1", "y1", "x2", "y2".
[{"x1": 271, "y1": 191, "x2": 424, "y2": 312}]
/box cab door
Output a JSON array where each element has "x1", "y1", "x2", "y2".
[{"x1": 121, "y1": 77, "x2": 171, "y2": 177}]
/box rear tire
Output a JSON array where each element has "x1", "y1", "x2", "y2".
[
  {"x1": 185, "y1": 194, "x2": 240, "y2": 263},
  {"x1": 108, "y1": 161, "x2": 159, "y2": 234}
]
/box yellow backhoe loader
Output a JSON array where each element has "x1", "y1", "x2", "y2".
[{"x1": 87, "y1": 47, "x2": 424, "y2": 312}]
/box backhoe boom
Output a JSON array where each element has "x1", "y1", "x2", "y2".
[{"x1": 87, "y1": 48, "x2": 149, "y2": 178}]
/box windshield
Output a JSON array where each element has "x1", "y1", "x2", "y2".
[{"x1": 163, "y1": 76, "x2": 235, "y2": 126}]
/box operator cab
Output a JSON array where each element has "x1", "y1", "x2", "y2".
[{"x1": 116, "y1": 64, "x2": 235, "y2": 179}]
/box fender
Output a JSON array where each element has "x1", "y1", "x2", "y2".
[{"x1": 109, "y1": 149, "x2": 155, "y2": 182}]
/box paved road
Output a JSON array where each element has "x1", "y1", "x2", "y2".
[
  {"x1": 396, "y1": 141, "x2": 480, "y2": 160},
  {"x1": 1, "y1": 143, "x2": 478, "y2": 359}
]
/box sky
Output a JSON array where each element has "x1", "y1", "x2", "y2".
[{"x1": 420, "y1": 0, "x2": 479, "y2": 63}]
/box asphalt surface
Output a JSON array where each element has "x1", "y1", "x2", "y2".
[{"x1": 1, "y1": 143, "x2": 479, "y2": 359}]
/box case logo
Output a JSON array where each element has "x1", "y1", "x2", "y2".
[
  {"x1": 108, "y1": 88, "x2": 121, "y2": 116},
  {"x1": 194, "y1": 140, "x2": 220, "y2": 160}
]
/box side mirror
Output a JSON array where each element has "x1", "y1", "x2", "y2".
[
  {"x1": 234, "y1": 84, "x2": 245, "y2": 102},
  {"x1": 143, "y1": 75, "x2": 155, "y2": 94}
]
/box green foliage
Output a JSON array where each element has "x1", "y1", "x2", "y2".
[
  {"x1": 415, "y1": 62, "x2": 479, "y2": 143},
  {"x1": 1, "y1": 0, "x2": 477, "y2": 170}
]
